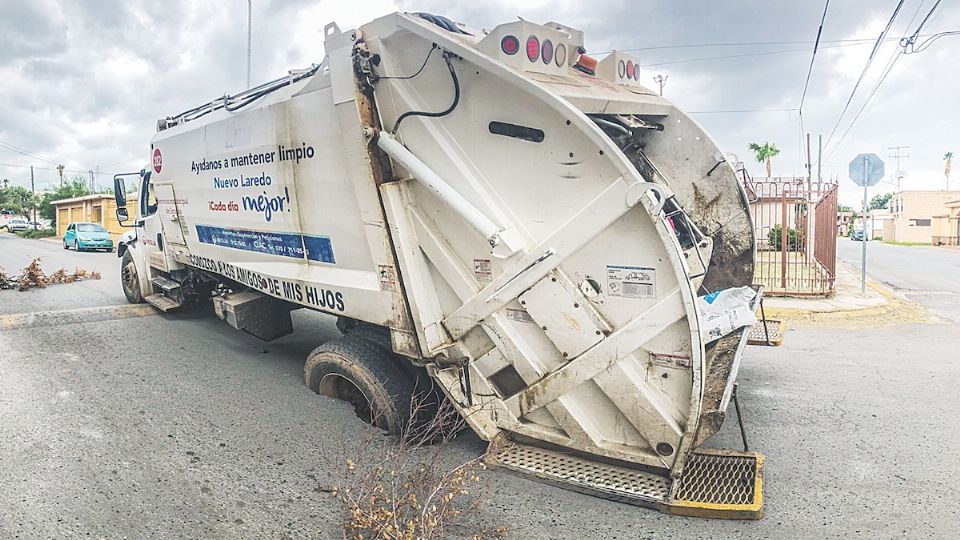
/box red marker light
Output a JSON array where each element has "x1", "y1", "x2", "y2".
[
  {"x1": 526, "y1": 35, "x2": 540, "y2": 62},
  {"x1": 501, "y1": 35, "x2": 520, "y2": 55},
  {"x1": 626, "y1": 60, "x2": 634, "y2": 80},
  {"x1": 541, "y1": 39, "x2": 554, "y2": 64},
  {"x1": 555, "y1": 43, "x2": 566, "y2": 66}
]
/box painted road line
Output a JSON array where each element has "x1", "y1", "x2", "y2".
[{"x1": 0, "y1": 304, "x2": 158, "y2": 331}]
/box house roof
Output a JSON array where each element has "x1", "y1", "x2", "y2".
[{"x1": 52, "y1": 193, "x2": 136, "y2": 205}]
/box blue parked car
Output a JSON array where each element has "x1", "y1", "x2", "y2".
[{"x1": 63, "y1": 222, "x2": 114, "y2": 252}]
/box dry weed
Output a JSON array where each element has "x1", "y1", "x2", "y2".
[{"x1": 324, "y1": 389, "x2": 505, "y2": 540}]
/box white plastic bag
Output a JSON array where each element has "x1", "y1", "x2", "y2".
[{"x1": 696, "y1": 286, "x2": 757, "y2": 343}]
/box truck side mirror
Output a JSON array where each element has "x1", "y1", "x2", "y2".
[
  {"x1": 116, "y1": 207, "x2": 129, "y2": 223},
  {"x1": 114, "y1": 176, "x2": 127, "y2": 207}
]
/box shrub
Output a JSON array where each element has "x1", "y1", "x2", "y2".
[
  {"x1": 768, "y1": 224, "x2": 799, "y2": 251},
  {"x1": 16, "y1": 228, "x2": 56, "y2": 239}
]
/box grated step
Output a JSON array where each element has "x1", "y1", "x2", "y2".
[
  {"x1": 144, "y1": 293, "x2": 182, "y2": 312},
  {"x1": 151, "y1": 276, "x2": 181, "y2": 292},
  {"x1": 485, "y1": 442, "x2": 670, "y2": 508},
  {"x1": 747, "y1": 319, "x2": 784, "y2": 346},
  {"x1": 665, "y1": 449, "x2": 764, "y2": 519}
]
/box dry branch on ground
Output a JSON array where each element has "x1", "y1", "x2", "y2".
[{"x1": 0, "y1": 258, "x2": 101, "y2": 291}]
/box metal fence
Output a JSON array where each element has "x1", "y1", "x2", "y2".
[{"x1": 741, "y1": 176, "x2": 839, "y2": 297}]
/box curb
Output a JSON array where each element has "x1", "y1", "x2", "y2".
[{"x1": 763, "y1": 277, "x2": 927, "y2": 328}]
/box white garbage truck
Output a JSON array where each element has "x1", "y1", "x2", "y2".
[{"x1": 113, "y1": 12, "x2": 764, "y2": 519}]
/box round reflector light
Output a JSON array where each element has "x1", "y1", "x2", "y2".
[
  {"x1": 526, "y1": 35, "x2": 540, "y2": 62},
  {"x1": 555, "y1": 43, "x2": 566, "y2": 66},
  {"x1": 618, "y1": 59, "x2": 626, "y2": 78},
  {"x1": 633, "y1": 65, "x2": 641, "y2": 80},
  {"x1": 501, "y1": 35, "x2": 520, "y2": 55},
  {"x1": 626, "y1": 60, "x2": 634, "y2": 80},
  {"x1": 541, "y1": 39, "x2": 554, "y2": 64}
]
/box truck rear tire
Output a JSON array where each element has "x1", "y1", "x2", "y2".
[
  {"x1": 305, "y1": 335, "x2": 444, "y2": 437},
  {"x1": 120, "y1": 251, "x2": 144, "y2": 304}
]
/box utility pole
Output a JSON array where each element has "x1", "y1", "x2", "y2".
[
  {"x1": 56, "y1": 164, "x2": 65, "y2": 187},
  {"x1": 30, "y1": 165, "x2": 36, "y2": 224},
  {"x1": 817, "y1": 134, "x2": 822, "y2": 183},
  {"x1": 88, "y1": 170, "x2": 94, "y2": 192},
  {"x1": 247, "y1": 0, "x2": 253, "y2": 89},
  {"x1": 653, "y1": 74, "x2": 668, "y2": 96},
  {"x1": 888, "y1": 146, "x2": 909, "y2": 193}
]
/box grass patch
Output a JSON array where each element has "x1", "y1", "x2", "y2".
[
  {"x1": 882, "y1": 240, "x2": 930, "y2": 247},
  {"x1": 14, "y1": 228, "x2": 57, "y2": 239}
]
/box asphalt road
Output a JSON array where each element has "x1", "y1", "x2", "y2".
[
  {"x1": 837, "y1": 239, "x2": 960, "y2": 322},
  {"x1": 2, "y1": 232, "x2": 960, "y2": 538}
]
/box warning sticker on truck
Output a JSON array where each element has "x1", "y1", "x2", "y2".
[
  {"x1": 606, "y1": 265, "x2": 656, "y2": 299},
  {"x1": 473, "y1": 259, "x2": 492, "y2": 282},
  {"x1": 378, "y1": 265, "x2": 396, "y2": 292},
  {"x1": 506, "y1": 308, "x2": 535, "y2": 324}
]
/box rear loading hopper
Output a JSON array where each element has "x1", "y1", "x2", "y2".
[{"x1": 359, "y1": 13, "x2": 762, "y2": 518}]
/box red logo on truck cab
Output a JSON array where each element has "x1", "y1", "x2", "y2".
[{"x1": 153, "y1": 148, "x2": 163, "y2": 173}]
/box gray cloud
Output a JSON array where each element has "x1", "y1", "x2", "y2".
[{"x1": 1, "y1": 0, "x2": 957, "y2": 204}]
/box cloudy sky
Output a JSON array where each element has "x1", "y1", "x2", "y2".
[{"x1": 0, "y1": 0, "x2": 957, "y2": 205}]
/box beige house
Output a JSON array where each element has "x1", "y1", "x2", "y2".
[
  {"x1": 885, "y1": 190, "x2": 960, "y2": 244},
  {"x1": 933, "y1": 199, "x2": 960, "y2": 245},
  {"x1": 837, "y1": 210, "x2": 854, "y2": 236},
  {"x1": 53, "y1": 194, "x2": 137, "y2": 240}
]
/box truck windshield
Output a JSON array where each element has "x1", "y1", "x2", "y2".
[{"x1": 77, "y1": 223, "x2": 106, "y2": 232}]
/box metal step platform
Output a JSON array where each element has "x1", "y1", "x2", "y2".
[
  {"x1": 144, "y1": 293, "x2": 182, "y2": 312},
  {"x1": 485, "y1": 442, "x2": 763, "y2": 519},
  {"x1": 748, "y1": 318, "x2": 784, "y2": 346},
  {"x1": 150, "y1": 275, "x2": 181, "y2": 293}
]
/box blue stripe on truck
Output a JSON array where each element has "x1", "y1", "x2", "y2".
[{"x1": 195, "y1": 224, "x2": 335, "y2": 263}]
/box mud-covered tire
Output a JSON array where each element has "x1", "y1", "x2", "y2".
[
  {"x1": 120, "y1": 251, "x2": 144, "y2": 304},
  {"x1": 305, "y1": 335, "x2": 416, "y2": 435}
]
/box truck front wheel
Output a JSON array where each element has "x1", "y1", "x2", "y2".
[
  {"x1": 305, "y1": 335, "x2": 427, "y2": 436},
  {"x1": 120, "y1": 251, "x2": 144, "y2": 304}
]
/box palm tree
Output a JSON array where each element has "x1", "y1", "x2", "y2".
[
  {"x1": 748, "y1": 142, "x2": 781, "y2": 177},
  {"x1": 945, "y1": 152, "x2": 954, "y2": 191}
]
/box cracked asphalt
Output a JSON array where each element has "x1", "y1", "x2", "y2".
[{"x1": 2, "y1": 232, "x2": 959, "y2": 539}]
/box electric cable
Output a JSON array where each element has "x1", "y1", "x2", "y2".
[
  {"x1": 822, "y1": 0, "x2": 906, "y2": 151},
  {"x1": 390, "y1": 51, "x2": 460, "y2": 135},
  {"x1": 378, "y1": 44, "x2": 438, "y2": 80}
]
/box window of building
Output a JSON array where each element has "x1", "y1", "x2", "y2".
[{"x1": 909, "y1": 218, "x2": 932, "y2": 227}]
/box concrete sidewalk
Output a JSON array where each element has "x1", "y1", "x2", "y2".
[{"x1": 761, "y1": 260, "x2": 927, "y2": 327}]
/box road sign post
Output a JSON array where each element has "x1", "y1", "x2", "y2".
[{"x1": 848, "y1": 153, "x2": 885, "y2": 295}]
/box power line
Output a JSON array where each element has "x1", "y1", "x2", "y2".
[
  {"x1": 799, "y1": 0, "x2": 832, "y2": 115},
  {"x1": 0, "y1": 141, "x2": 64, "y2": 167},
  {"x1": 901, "y1": 0, "x2": 948, "y2": 52},
  {"x1": 615, "y1": 36, "x2": 889, "y2": 54},
  {"x1": 0, "y1": 161, "x2": 86, "y2": 174},
  {"x1": 821, "y1": 0, "x2": 935, "y2": 164},
  {"x1": 687, "y1": 108, "x2": 799, "y2": 114},
  {"x1": 822, "y1": 0, "x2": 906, "y2": 151},
  {"x1": 640, "y1": 40, "x2": 869, "y2": 68}
]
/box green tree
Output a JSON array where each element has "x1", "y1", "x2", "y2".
[
  {"x1": 39, "y1": 177, "x2": 91, "y2": 223},
  {"x1": 748, "y1": 142, "x2": 781, "y2": 177},
  {"x1": 869, "y1": 193, "x2": 892, "y2": 210},
  {"x1": 1, "y1": 186, "x2": 38, "y2": 217},
  {"x1": 838, "y1": 204, "x2": 853, "y2": 212}
]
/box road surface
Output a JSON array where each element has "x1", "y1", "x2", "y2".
[
  {"x1": 837, "y1": 239, "x2": 960, "y2": 322},
  {"x1": 2, "y1": 232, "x2": 960, "y2": 538}
]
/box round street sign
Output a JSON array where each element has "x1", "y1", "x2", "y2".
[{"x1": 849, "y1": 153, "x2": 884, "y2": 187}]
